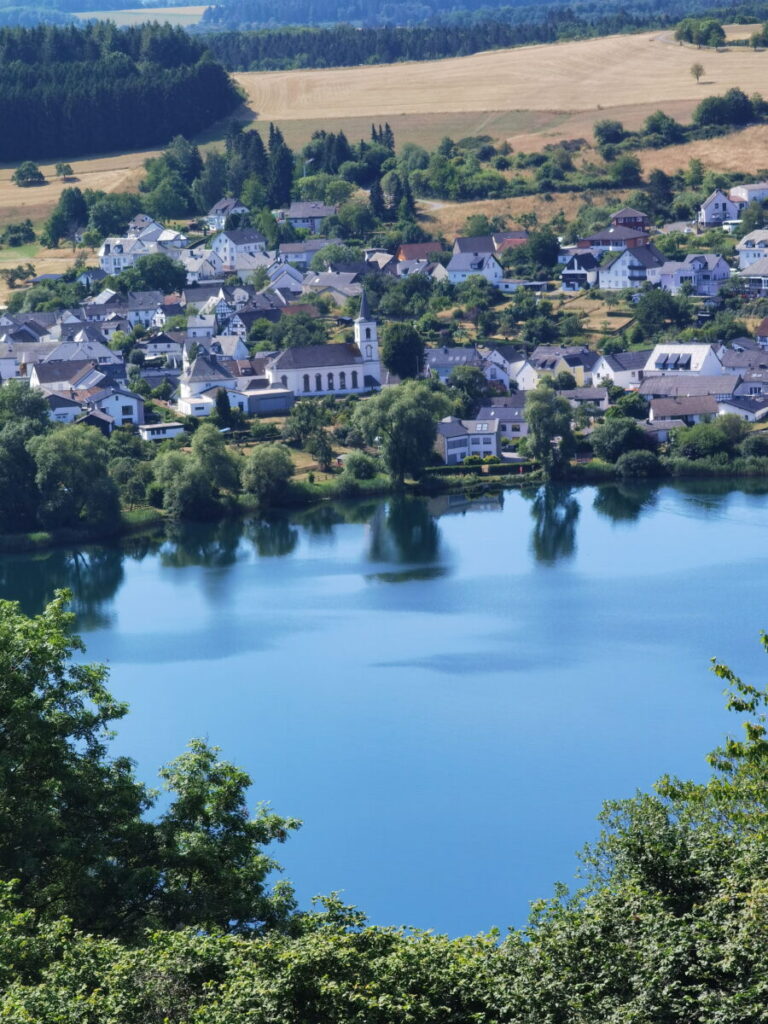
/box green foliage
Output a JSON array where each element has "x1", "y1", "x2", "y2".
[
  {"x1": 524, "y1": 381, "x2": 575, "y2": 477},
  {"x1": 351, "y1": 379, "x2": 451, "y2": 486},
  {"x1": 11, "y1": 161, "x2": 44, "y2": 186},
  {"x1": 381, "y1": 321, "x2": 424, "y2": 380},
  {"x1": 615, "y1": 448, "x2": 663, "y2": 478},
  {"x1": 590, "y1": 416, "x2": 651, "y2": 462},
  {"x1": 447, "y1": 364, "x2": 491, "y2": 417},
  {"x1": 241, "y1": 443, "x2": 294, "y2": 506},
  {"x1": 670, "y1": 414, "x2": 750, "y2": 460},
  {"x1": 113, "y1": 253, "x2": 187, "y2": 296}
]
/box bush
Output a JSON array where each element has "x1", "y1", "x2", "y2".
[
  {"x1": 615, "y1": 450, "x2": 663, "y2": 479},
  {"x1": 343, "y1": 451, "x2": 378, "y2": 480}
]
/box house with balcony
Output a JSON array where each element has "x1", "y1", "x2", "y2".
[
  {"x1": 645, "y1": 254, "x2": 731, "y2": 296},
  {"x1": 598, "y1": 245, "x2": 665, "y2": 289},
  {"x1": 737, "y1": 230, "x2": 768, "y2": 269}
]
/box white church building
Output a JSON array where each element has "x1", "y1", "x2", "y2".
[{"x1": 266, "y1": 291, "x2": 382, "y2": 397}]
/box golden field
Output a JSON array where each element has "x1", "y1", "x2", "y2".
[
  {"x1": 73, "y1": 5, "x2": 207, "y2": 25},
  {"x1": 234, "y1": 29, "x2": 768, "y2": 146}
]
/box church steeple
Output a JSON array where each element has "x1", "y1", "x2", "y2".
[{"x1": 354, "y1": 287, "x2": 378, "y2": 364}]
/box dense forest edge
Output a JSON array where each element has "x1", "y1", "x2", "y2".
[
  {"x1": 2, "y1": 589, "x2": 768, "y2": 1018},
  {"x1": 0, "y1": 23, "x2": 239, "y2": 161}
]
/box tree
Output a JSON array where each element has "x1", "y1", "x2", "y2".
[
  {"x1": 55, "y1": 162, "x2": 73, "y2": 179},
  {"x1": 12, "y1": 161, "x2": 44, "y2": 187},
  {"x1": 593, "y1": 119, "x2": 625, "y2": 146},
  {"x1": 154, "y1": 739, "x2": 300, "y2": 933},
  {"x1": 447, "y1": 364, "x2": 492, "y2": 416},
  {"x1": 691, "y1": 61, "x2": 705, "y2": 83},
  {"x1": 282, "y1": 400, "x2": 327, "y2": 446},
  {"x1": 241, "y1": 443, "x2": 294, "y2": 506},
  {"x1": 214, "y1": 387, "x2": 233, "y2": 427},
  {"x1": 551, "y1": 370, "x2": 577, "y2": 391},
  {"x1": 115, "y1": 253, "x2": 187, "y2": 295},
  {"x1": 380, "y1": 322, "x2": 424, "y2": 380},
  {"x1": 590, "y1": 416, "x2": 651, "y2": 462},
  {"x1": 27, "y1": 425, "x2": 120, "y2": 531},
  {"x1": 524, "y1": 381, "x2": 575, "y2": 477},
  {"x1": 307, "y1": 429, "x2": 335, "y2": 471},
  {"x1": 191, "y1": 422, "x2": 240, "y2": 492},
  {"x1": 0, "y1": 592, "x2": 153, "y2": 933},
  {"x1": 350, "y1": 380, "x2": 451, "y2": 486}
]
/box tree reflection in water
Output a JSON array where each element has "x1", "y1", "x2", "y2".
[
  {"x1": 367, "y1": 497, "x2": 446, "y2": 582},
  {"x1": 593, "y1": 483, "x2": 658, "y2": 523},
  {"x1": 526, "y1": 485, "x2": 580, "y2": 565}
]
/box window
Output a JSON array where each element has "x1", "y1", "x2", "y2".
[
  {"x1": 365, "y1": 327, "x2": 371, "y2": 340},
  {"x1": 339, "y1": 371, "x2": 346, "y2": 389},
  {"x1": 121, "y1": 405, "x2": 132, "y2": 415},
  {"x1": 315, "y1": 374, "x2": 322, "y2": 391},
  {"x1": 281, "y1": 375, "x2": 288, "y2": 388},
  {"x1": 366, "y1": 345, "x2": 372, "y2": 359},
  {"x1": 351, "y1": 371, "x2": 358, "y2": 389},
  {"x1": 303, "y1": 374, "x2": 310, "y2": 392},
  {"x1": 327, "y1": 372, "x2": 334, "y2": 390}
]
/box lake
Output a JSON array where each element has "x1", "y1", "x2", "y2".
[{"x1": 3, "y1": 480, "x2": 768, "y2": 936}]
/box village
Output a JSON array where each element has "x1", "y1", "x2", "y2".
[{"x1": 5, "y1": 181, "x2": 768, "y2": 473}]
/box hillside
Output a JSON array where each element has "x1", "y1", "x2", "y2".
[{"x1": 232, "y1": 29, "x2": 768, "y2": 151}]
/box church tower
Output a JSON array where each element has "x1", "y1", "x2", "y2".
[{"x1": 354, "y1": 289, "x2": 379, "y2": 366}]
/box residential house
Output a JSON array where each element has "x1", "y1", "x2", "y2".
[
  {"x1": 445, "y1": 251, "x2": 503, "y2": 285},
  {"x1": 561, "y1": 249, "x2": 601, "y2": 290},
  {"x1": 477, "y1": 344, "x2": 539, "y2": 391},
  {"x1": 646, "y1": 253, "x2": 731, "y2": 296},
  {"x1": 72, "y1": 385, "x2": 145, "y2": 427},
  {"x1": 424, "y1": 346, "x2": 483, "y2": 382},
  {"x1": 301, "y1": 270, "x2": 362, "y2": 305},
  {"x1": 451, "y1": 231, "x2": 528, "y2": 255},
  {"x1": 529, "y1": 345, "x2": 598, "y2": 386},
  {"x1": 736, "y1": 229, "x2": 768, "y2": 269},
  {"x1": 434, "y1": 416, "x2": 501, "y2": 463},
  {"x1": 210, "y1": 229, "x2": 267, "y2": 270},
  {"x1": 560, "y1": 387, "x2": 610, "y2": 410},
  {"x1": 698, "y1": 188, "x2": 743, "y2": 227},
  {"x1": 577, "y1": 225, "x2": 649, "y2": 251},
  {"x1": 591, "y1": 350, "x2": 652, "y2": 390},
  {"x1": 720, "y1": 348, "x2": 768, "y2": 376},
  {"x1": 177, "y1": 249, "x2": 224, "y2": 283},
  {"x1": 610, "y1": 207, "x2": 651, "y2": 232},
  {"x1": 737, "y1": 256, "x2": 768, "y2": 296},
  {"x1": 476, "y1": 398, "x2": 529, "y2": 437},
  {"x1": 643, "y1": 343, "x2": 725, "y2": 378},
  {"x1": 639, "y1": 374, "x2": 738, "y2": 402},
  {"x1": 649, "y1": 396, "x2": 718, "y2": 424},
  {"x1": 396, "y1": 241, "x2": 445, "y2": 261},
  {"x1": 204, "y1": 197, "x2": 249, "y2": 232},
  {"x1": 272, "y1": 201, "x2": 337, "y2": 233},
  {"x1": 29, "y1": 359, "x2": 124, "y2": 393},
  {"x1": 598, "y1": 245, "x2": 665, "y2": 290},
  {"x1": 139, "y1": 422, "x2": 186, "y2": 442},
  {"x1": 42, "y1": 390, "x2": 84, "y2": 424},
  {"x1": 756, "y1": 315, "x2": 768, "y2": 348},
  {"x1": 280, "y1": 238, "x2": 341, "y2": 268},
  {"x1": 177, "y1": 353, "x2": 241, "y2": 417},
  {"x1": 717, "y1": 395, "x2": 768, "y2": 421}
]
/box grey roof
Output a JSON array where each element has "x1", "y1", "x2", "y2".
[
  {"x1": 476, "y1": 404, "x2": 526, "y2": 423},
  {"x1": 32, "y1": 359, "x2": 95, "y2": 384},
  {"x1": 437, "y1": 416, "x2": 468, "y2": 438},
  {"x1": 651, "y1": 396, "x2": 719, "y2": 417},
  {"x1": 720, "y1": 395, "x2": 768, "y2": 413},
  {"x1": 446, "y1": 252, "x2": 500, "y2": 272},
  {"x1": 219, "y1": 229, "x2": 267, "y2": 246},
  {"x1": 612, "y1": 207, "x2": 649, "y2": 219},
  {"x1": 357, "y1": 288, "x2": 372, "y2": 321},
  {"x1": 601, "y1": 349, "x2": 653, "y2": 372},
  {"x1": 425, "y1": 346, "x2": 482, "y2": 369},
  {"x1": 582, "y1": 225, "x2": 649, "y2": 242},
  {"x1": 280, "y1": 238, "x2": 341, "y2": 255},
  {"x1": 184, "y1": 354, "x2": 235, "y2": 383},
  {"x1": 453, "y1": 235, "x2": 494, "y2": 254},
  {"x1": 640, "y1": 375, "x2": 739, "y2": 398},
  {"x1": 270, "y1": 343, "x2": 362, "y2": 370},
  {"x1": 281, "y1": 201, "x2": 337, "y2": 220},
  {"x1": 208, "y1": 197, "x2": 247, "y2": 216},
  {"x1": 721, "y1": 349, "x2": 768, "y2": 370}
]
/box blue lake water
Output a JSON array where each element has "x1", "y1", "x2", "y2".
[{"x1": 3, "y1": 481, "x2": 768, "y2": 935}]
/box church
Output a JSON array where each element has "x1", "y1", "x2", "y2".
[{"x1": 266, "y1": 292, "x2": 382, "y2": 397}]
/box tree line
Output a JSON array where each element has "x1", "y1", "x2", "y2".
[{"x1": 0, "y1": 23, "x2": 240, "y2": 161}]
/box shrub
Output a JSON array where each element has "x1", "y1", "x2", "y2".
[
  {"x1": 615, "y1": 450, "x2": 663, "y2": 479},
  {"x1": 343, "y1": 451, "x2": 378, "y2": 480}
]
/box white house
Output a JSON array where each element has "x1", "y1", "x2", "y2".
[
  {"x1": 736, "y1": 230, "x2": 768, "y2": 269},
  {"x1": 446, "y1": 252, "x2": 503, "y2": 285},
  {"x1": 266, "y1": 291, "x2": 381, "y2": 396},
  {"x1": 645, "y1": 254, "x2": 731, "y2": 296},
  {"x1": 272, "y1": 201, "x2": 337, "y2": 233},
  {"x1": 204, "y1": 197, "x2": 249, "y2": 232},
  {"x1": 643, "y1": 343, "x2": 725, "y2": 377},
  {"x1": 434, "y1": 416, "x2": 501, "y2": 463},
  {"x1": 210, "y1": 229, "x2": 267, "y2": 270},
  {"x1": 591, "y1": 350, "x2": 652, "y2": 390},
  {"x1": 598, "y1": 245, "x2": 664, "y2": 290},
  {"x1": 698, "y1": 189, "x2": 743, "y2": 227},
  {"x1": 139, "y1": 421, "x2": 186, "y2": 441}
]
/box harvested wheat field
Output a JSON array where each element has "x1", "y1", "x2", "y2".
[
  {"x1": 74, "y1": 5, "x2": 207, "y2": 25},
  {"x1": 0, "y1": 151, "x2": 158, "y2": 229},
  {"x1": 637, "y1": 123, "x2": 768, "y2": 176},
  {"x1": 235, "y1": 30, "x2": 768, "y2": 146}
]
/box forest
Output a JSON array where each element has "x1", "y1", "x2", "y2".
[{"x1": 0, "y1": 23, "x2": 240, "y2": 160}]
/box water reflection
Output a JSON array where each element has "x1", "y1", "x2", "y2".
[
  {"x1": 160, "y1": 519, "x2": 243, "y2": 569},
  {"x1": 593, "y1": 483, "x2": 658, "y2": 523},
  {"x1": 367, "y1": 498, "x2": 446, "y2": 582},
  {"x1": 525, "y1": 485, "x2": 580, "y2": 565},
  {"x1": 0, "y1": 546, "x2": 126, "y2": 628},
  {"x1": 244, "y1": 516, "x2": 299, "y2": 558}
]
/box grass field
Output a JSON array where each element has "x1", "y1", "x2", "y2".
[
  {"x1": 74, "y1": 5, "x2": 207, "y2": 25},
  {"x1": 233, "y1": 29, "x2": 768, "y2": 148}
]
